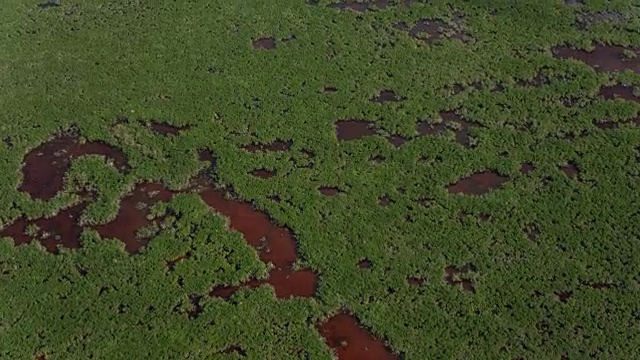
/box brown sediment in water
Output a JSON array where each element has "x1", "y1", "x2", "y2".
[
  {"x1": 444, "y1": 263, "x2": 476, "y2": 293},
  {"x1": 219, "y1": 345, "x2": 247, "y2": 357},
  {"x1": 93, "y1": 183, "x2": 176, "y2": 254},
  {"x1": 593, "y1": 120, "x2": 618, "y2": 130},
  {"x1": 581, "y1": 280, "x2": 614, "y2": 289},
  {"x1": 166, "y1": 252, "x2": 191, "y2": 271},
  {"x1": 0, "y1": 203, "x2": 87, "y2": 253},
  {"x1": 559, "y1": 162, "x2": 579, "y2": 178},
  {"x1": 447, "y1": 171, "x2": 508, "y2": 195},
  {"x1": 552, "y1": 44, "x2": 640, "y2": 73},
  {"x1": 149, "y1": 121, "x2": 190, "y2": 136},
  {"x1": 599, "y1": 84, "x2": 639, "y2": 102},
  {"x1": 370, "y1": 154, "x2": 386, "y2": 164},
  {"x1": 317, "y1": 312, "x2": 400, "y2": 360},
  {"x1": 520, "y1": 163, "x2": 535, "y2": 174},
  {"x1": 336, "y1": 120, "x2": 377, "y2": 141},
  {"x1": 386, "y1": 135, "x2": 408, "y2": 148},
  {"x1": 417, "y1": 111, "x2": 479, "y2": 147},
  {"x1": 378, "y1": 195, "x2": 392, "y2": 207},
  {"x1": 250, "y1": 169, "x2": 276, "y2": 179},
  {"x1": 327, "y1": 0, "x2": 391, "y2": 12},
  {"x1": 319, "y1": 186, "x2": 341, "y2": 196},
  {"x1": 372, "y1": 90, "x2": 405, "y2": 103},
  {"x1": 555, "y1": 290, "x2": 573, "y2": 303},
  {"x1": 19, "y1": 135, "x2": 130, "y2": 201},
  {"x1": 407, "y1": 276, "x2": 425, "y2": 286},
  {"x1": 440, "y1": 112, "x2": 480, "y2": 148},
  {"x1": 252, "y1": 37, "x2": 276, "y2": 49},
  {"x1": 242, "y1": 140, "x2": 292, "y2": 153},
  {"x1": 416, "y1": 121, "x2": 447, "y2": 136}
]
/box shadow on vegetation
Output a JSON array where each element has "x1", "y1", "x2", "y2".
[{"x1": 444, "y1": 263, "x2": 477, "y2": 293}]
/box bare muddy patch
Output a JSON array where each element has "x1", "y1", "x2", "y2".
[
  {"x1": 336, "y1": 120, "x2": 377, "y2": 141},
  {"x1": 555, "y1": 290, "x2": 573, "y2": 303},
  {"x1": 372, "y1": 90, "x2": 405, "y2": 103},
  {"x1": 407, "y1": 276, "x2": 426, "y2": 286},
  {"x1": 319, "y1": 186, "x2": 341, "y2": 196},
  {"x1": 252, "y1": 37, "x2": 276, "y2": 50},
  {"x1": 219, "y1": 345, "x2": 247, "y2": 357},
  {"x1": 378, "y1": 195, "x2": 393, "y2": 207},
  {"x1": 416, "y1": 121, "x2": 447, "y2": 136},
  {"x1": 599, "y1": 84, "x2": 639, "y2": 102},
  {"x1": 417, "y1": 111, "x2": 480, "y2": 148},
  {"x1": 19, "y1": 134, "x2": 130, "y2": 201},
  {"x1": 444, "y1": 263, "x2": 477, "y2": 293},
  {"x1": 593, "y1": 120, "x2": 618, "y2": 130},
  {"x1": 559, "y1": 162, "x2": 579, "y2": 178},
  {"x1": 327, "y1": 0, "x2": 391, "y2": 12},
  {"x1": 250, "y1": 169, "x2": 276, "y2": 179},
  {"x1": 370, "y1": 154, "x2": 386, "y2": 164},
  {"x1": 386, "y1": 135, "x2": 409, "y2": 148},
  {"x1": 317, "y1": 312, "x2": 400, "y2": 360},
  {"x1": 447, "y1": 171, "x2": 508, "y2": 195},
  {"x1": 242, "y1": 140, "x2": 292, "y2": 153},
  {"x1": 520, "y1": 163, "x2": 535, "y2": 174},
  {"x1": 324, "y1": 86, "x2": 338, "y2": 93},
  {"x1": 148, "y1": 121, "x2": 190, "y2": 136},
  {"x1": 166, "y1": 252, "x2": 191, "y2": 271},
  {"x1": 357, "y1": 259, "x2": 372, "y2": 269},
  {"x1": 395, "y1": 17, "x2": 469, "y2": 45},
  {"x1": 552, "y1": 44, "x2": 640, "y2": 73}
]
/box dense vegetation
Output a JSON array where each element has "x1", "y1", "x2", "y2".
[{"x1": 1, "y1": 0, "x2": 639, "y2": 359}]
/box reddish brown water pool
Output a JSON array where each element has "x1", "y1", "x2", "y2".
[
  {"x1": 447, "y1": 171, "x2": 508, "y2": 195},
  {"x1": 0, "y1": 203, "x2": 87, "y2": 253},
  {"x1": 599, "y1": 84, "x2": 639, "y2": 102},
  {"x1": 552, "y1": 44, "x2": 640, "y2": 73},
  {"x1": 372, "y1": 90, "x2": 405, "y2": 103},
  {"x1": 242, "y1": 140, "x2": 292, "y2": 152},
  {"x1": 319, "y1": 186, "x2": 341, "y2": 196},
  {"x1": 317, "y1": 312, "x2": 400, "y2": 360},
  {"x1": 19, "y1": 135, "x2": 130, "y2": 200},
  {"x1": 250, "y1": 169, "x2": 276, "y2": 179},
  {"x1": 336, "y1": 120, "x2": 377, "y2": 141},
  {"x1": 252, "y1": 37, "x2": 276, "y2": 50},
  {"x1": 94, "y1": 183, "x2": 175, "y2": 254},
  {"x1": 149, "y1": 121, "x2": 189, "y2": 136}
]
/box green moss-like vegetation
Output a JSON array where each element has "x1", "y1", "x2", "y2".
[{"x1": 1, "y1": 0, "x2": 640, "y2": 359}]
